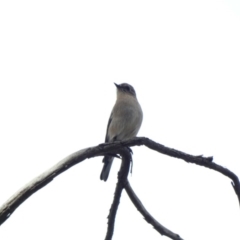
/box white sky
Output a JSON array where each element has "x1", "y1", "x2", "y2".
[{"x1": 0, "y1": 1, "x2": 240, "y2": 239}]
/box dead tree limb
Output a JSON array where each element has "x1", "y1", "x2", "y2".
[{"x1": 0, "y1": 137, "x2": 239, "y2": 240}]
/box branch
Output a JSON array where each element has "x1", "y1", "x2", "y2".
[
  {"x1": 124, "y1": 180, "x2": 183, "y2": 240},
  {"x1": 0, "y1": 136, "x2": 239, "y2": 228},
  {"x1": 0, "y1": 145, "x2": 114, "y2": 226},
  {"x1": 105, "y1": 148, "x2": 132, "y2": 240},
  {"x1": 123, "y1": 137, "x2": 240, "y2": 206}
]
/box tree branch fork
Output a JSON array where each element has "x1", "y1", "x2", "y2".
[{"x1": 0, "y1": 137, "x2": 239, "y2": 240}]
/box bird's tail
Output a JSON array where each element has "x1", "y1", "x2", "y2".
[{"x1": 100, "y1": 156, "x2": 114, "y2": 181}]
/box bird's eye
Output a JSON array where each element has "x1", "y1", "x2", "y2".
[{"x1": 126, "y1": 86, "x2": 131, "y2": 91}]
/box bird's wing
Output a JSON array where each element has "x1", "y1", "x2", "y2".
[{"x1": 105, "y1": 113, "x2": 113, "y2": 143}]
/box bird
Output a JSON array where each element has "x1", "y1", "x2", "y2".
[{"x1": 100, "y1": 83, "x2": 143, "y2": 181}]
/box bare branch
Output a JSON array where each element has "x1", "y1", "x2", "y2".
[
  {"x1": 124, "y1": 180, "x2": 183, "y2": 240},
  {"x1": 105, "y1": 148, "x2": 132, "y2": 240},
  {"x1": 0, "y1": 148, "x2": 88, "y2": 225},
  {"x1": 0, "y1": 145, "x2": 113, "y2": 226},
  {"x1": 0, "y1": 136, "x2": 239, "y2": 239},
  {"x1": 123, "y1": 137, "x2": 240, "y2": 206}
]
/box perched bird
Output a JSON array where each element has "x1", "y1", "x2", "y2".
[{"x1": 100, "y1": 83, "x2": 143, "y2": 181}]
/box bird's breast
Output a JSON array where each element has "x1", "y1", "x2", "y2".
[{"x1": 108, "y1": 96, "x2": 143, "y2": 141}]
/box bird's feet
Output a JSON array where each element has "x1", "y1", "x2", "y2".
[
  {"x1": 105, "y1": 153, "x2": 121, "y2": 159},
  {"x1": 126, "y1": 146, "x2": 133, "y2": 154}
]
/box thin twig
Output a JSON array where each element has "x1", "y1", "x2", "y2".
[{"x1": 124, "y1": 180, "x2": 183, "y2": 240}]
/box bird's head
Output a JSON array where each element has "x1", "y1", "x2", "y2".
[{"x1": 114, "y1": 83, "x2": 136, "y2": 98}]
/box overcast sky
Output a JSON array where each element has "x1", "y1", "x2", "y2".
[{"x1": 0, "y1": 1, "x2": 240, "y2": 240}]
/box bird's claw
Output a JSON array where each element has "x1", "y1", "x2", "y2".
[{"x1": 126, "y1": 146, "x2": 133, "y2": 154}]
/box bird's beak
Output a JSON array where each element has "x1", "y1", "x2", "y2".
[{"x1": 114, "y1": 83, "x2": 120, "y2": 88}]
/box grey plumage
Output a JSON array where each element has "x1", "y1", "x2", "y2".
[{"x1": 100, "y1": 83, "x2": 143, "y2": 181}]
